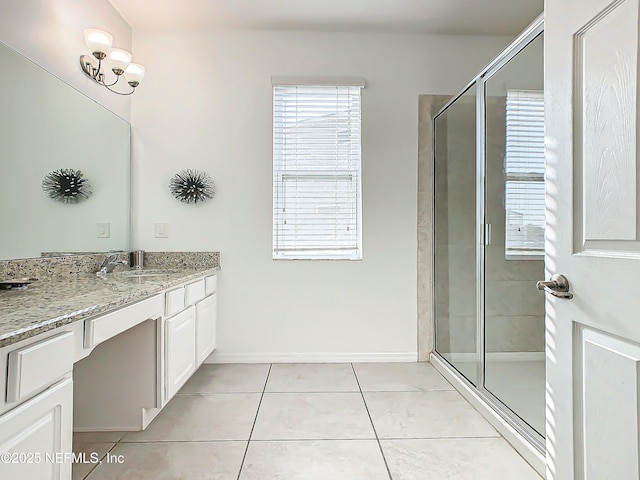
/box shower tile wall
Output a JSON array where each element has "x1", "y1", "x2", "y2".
[
  {"x1": 437, "y1": 100, "x2": 477, "y2": 356},
  {"x1": 418, "y1": 95, "x2": 544, "y2": 357},
  {"x1": 417, "y1": 95, "x2": 450, "y2": 360},
  {"x1": 485, "y1": 97, "x2": 544, "y2": 354}
]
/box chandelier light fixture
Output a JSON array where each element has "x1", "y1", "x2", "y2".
[{"x1": 80, "y1": 28, "x2": 145, "y2": 95}]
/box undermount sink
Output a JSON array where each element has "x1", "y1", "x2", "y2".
[{"x1": 117, "y1": 269, "x2": 179, "y2": 278}]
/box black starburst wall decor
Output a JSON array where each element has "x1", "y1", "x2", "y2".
[
  {"x1": 169, "y1": 169, "x2": 215, "y2": 204},
  {"x1": 41, "y1": 169, "x2": 92, "y2": 204}
]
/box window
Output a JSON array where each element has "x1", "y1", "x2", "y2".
[
  {"x1": 504, "y1": 90, "x2": 545, "y2": 259},
  {"x1": 272, "y1": 79, "x2": 364, "y2": 260}
]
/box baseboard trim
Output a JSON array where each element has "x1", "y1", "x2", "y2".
[
  {"x1": 204, "y1": 352, "x2": 418, "y2": 364},
  {"x1": 73, "y1": 427, "x2": 138, "y2": 432},
  {"x1": 431, "y1": 354, "x2": 546, "y2": 477}
]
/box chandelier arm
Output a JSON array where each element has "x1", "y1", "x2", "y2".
[
  {"x1": 80, "y1": 56, "x2": 120, "y2": 87},
  {"x1": 103, "y1": 83, "x2": 136, "y2": 96},
  {"x1": 99, "y1": 75, "x2": 121, "y2": 87},
  {"x1": 92, "y1": 58, "x2": 102, "y2": 80}
]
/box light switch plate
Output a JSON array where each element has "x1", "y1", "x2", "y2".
[
  {"x1": 154, "y1": 223, "x2": 169, "y2": 238},
  {"x1": 97, "y1": 222, "x2": 110, "y2": 238}
]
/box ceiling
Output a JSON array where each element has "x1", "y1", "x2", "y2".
[{"x1": 108, "y1": 0, "x2": 543, "y2": 36}]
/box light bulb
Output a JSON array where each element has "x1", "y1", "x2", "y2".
[
  {"x1": 108, "y1": 48, "x2": 132, "y2": 75},
  {"x1": 124, "y1": 63, "x2": 145, "y2": 87},
  {"x1": 84, "y1": 29, "x2": 113, "y2": 60}
]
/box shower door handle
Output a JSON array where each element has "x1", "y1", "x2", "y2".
[
  {"x1": 483, "y1": 224, "x2": 492, "y2": 246},
  {"x1": 536, "y1": 274, "x2": 573, "y2": 299}
]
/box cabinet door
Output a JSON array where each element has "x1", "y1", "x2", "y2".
[
  {"x1": 165, "y1": 306, "x2": 196, "y2": 400},
  {"x1": 196, "y1": 293, "x2": 217, "y2": 365},
  {"x1": 0, "y1": 378, "x2": 73, "y2": 480}
]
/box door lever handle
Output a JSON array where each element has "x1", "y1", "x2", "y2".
[{"x1": 536, "y1": 274, "x2": 573, "y2": 299}]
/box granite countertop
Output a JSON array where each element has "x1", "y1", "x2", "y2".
[{"x1": 0, "y1": 266, "x2": 220, "y2": 348}]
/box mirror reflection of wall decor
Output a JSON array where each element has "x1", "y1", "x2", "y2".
[
  {"x1": 169, "y1": 169, "x2": 215, "y2": 204},
  {"x1": 42, "y1": 169, "x2": 92, "y2": 204},
  {"x1": 0, "y1": 40, "x2": 131, "y2": 260}
]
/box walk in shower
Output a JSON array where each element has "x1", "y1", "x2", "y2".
[{"x1": 432, "y1": 18, "x2": 545, "y2": 452}]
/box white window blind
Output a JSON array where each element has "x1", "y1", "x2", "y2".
[
  {"x1": 504, "y1": 90, "x2": 545, "y2": 259},
  {"x1": 273, "y1": 84, "x2": 363, "y2": 259}
]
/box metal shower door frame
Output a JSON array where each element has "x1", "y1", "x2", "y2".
[{"x1": 432, "y1": 14, "x2": 545, "y2": 455}]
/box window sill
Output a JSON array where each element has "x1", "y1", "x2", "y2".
[
  {"x1": 272, "y1": 255, "x2": 363, "y2": 261},
  {"x1": 504, "y1": 254, "x2": 544, "y2": 261}
]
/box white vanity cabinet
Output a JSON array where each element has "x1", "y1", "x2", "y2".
[
  {"x1": 0, "y1": 378, "x2": 73, "y2": 480},
  {"x1": 163, "y1": 274, "x2": 218, "y2": 402},
  {"x1": 0, "y1": 328, "x2": 77, "y2": 480},
  {"x1": 0, "y1": 269, "x2": 218, "y2": 480},
  {"x1": 196, "y1": 283, "x2": 217, "y2": 364},
  {"x1": 165, "y1": 306, "x2": 197, "y2": 399}
]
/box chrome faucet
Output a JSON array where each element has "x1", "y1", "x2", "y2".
[{"x1": 96, "y1": 252, "x2": 129, "y2": 276}]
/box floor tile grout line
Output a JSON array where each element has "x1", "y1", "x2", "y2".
[
  {"x1": 240, "y1": 437, "x2": 378, "y2": 442},
  {"x1": 174, "y1": 388, "x2": 456, "y2": 396},
  {"x1": 118, "y1": 438, "x2": 378, "y2": 443},
  {"x1": 82, "y1": 441, "x2": 121, "y2": 480},
  {"x1": 176, "y1": 391, "x2": 267, "y2": 395},
  {"x1": 115, "y1": 434, "x2": 502, "y2": 445},
  {"x1": 236, "y1": 363, "x2": 273, "y2": 480},
  {"x1": 351, "y1": 363, "x2": 394, "y2": 480},
  {"x1": 371, "y1": 435, "x2": 504, "y2": 440},
  {"x1": 118, "y1": 439, "x2": 253, "y2": 444}
]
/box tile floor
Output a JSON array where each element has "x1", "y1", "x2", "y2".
[
  {"x1": 75, "y1": 362, "x2": 542, "y2": 479},
  {"x1": 485, "y1": 360, "x2": 546, "y2": 436},
  {"x1": 449, "y1": 359, "x2": 546, "y2": 436}
]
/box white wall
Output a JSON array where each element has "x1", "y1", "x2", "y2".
[
  {"x1": 131, "y1": 29, "x2": 511, "y2": 362},
  {"x1": 0, "y1": 0, "x2": 131, "y2": 120}
]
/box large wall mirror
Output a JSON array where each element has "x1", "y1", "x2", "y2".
[{"x1": 0, "y1": 41, "x2": 130, "y2": 260}]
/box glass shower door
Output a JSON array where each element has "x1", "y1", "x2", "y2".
[
  {"x1": 434, "y1": 84, "x2": 479, "y2": 386},
  {"x1": 483, "y1": 33, "x2": 546, "y2": 436}
]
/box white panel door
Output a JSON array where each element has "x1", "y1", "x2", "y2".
[
  {"x1": 545, "y1": 0, "x2": 640, "y2": 478},
  {"x1": 196, "y1": 293, "x2": 217, "y2": 365},
  {"x1": 165, "y1": 306, "x2": 196, "y2": 400},
  {"x1": 0, "y1": 378, "x2": 73, "y2": 480}
]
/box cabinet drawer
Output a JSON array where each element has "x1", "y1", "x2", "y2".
[
  {"x1": 6, "y1": 332, "x2": 74, "y2": 404},
  {"x1": 185, "y1": 279, "x2": 206, "y2": 306},
  {"x1": 205, "y1": 275, "x2": 217, "y2": 295},
  {"x1": 84, "y1": 295, "x2": 163, "y2": 348},
  {"x1": 165, "y1": 287, "x2": 185, "y2": 317}
]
